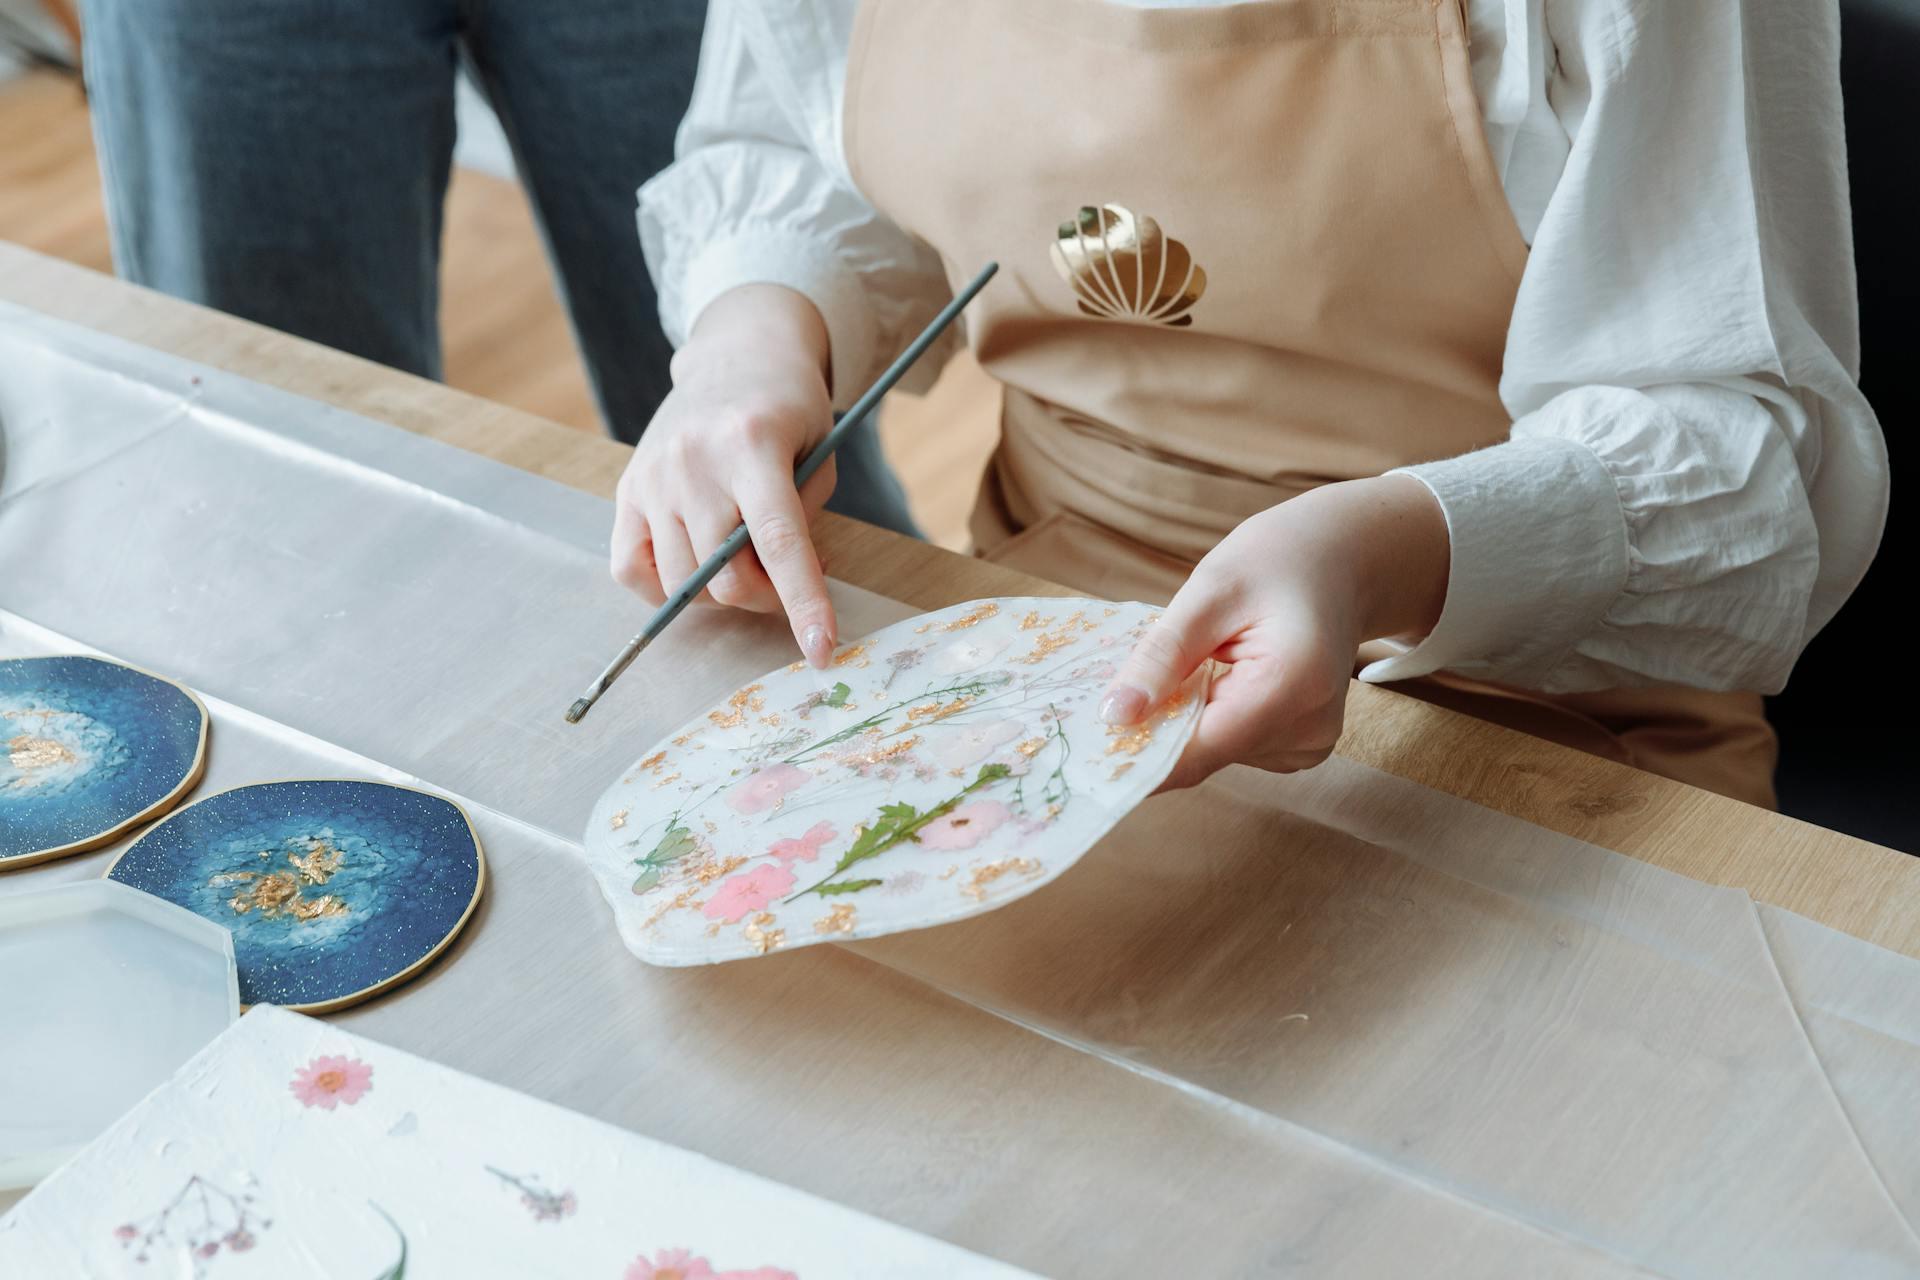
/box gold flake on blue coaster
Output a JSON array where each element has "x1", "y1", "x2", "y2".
[{"x1": 106, "y1": 780, "x2": 485, "y2": 1012}]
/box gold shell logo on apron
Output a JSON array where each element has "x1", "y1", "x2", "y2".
[{"x1": 1050, "y1": 204, "x2": 1206, "y2": 328}]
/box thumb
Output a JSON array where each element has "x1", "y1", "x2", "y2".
[{"x1": 1099, "y1": 583, "x2": 1232, "y2": 726}]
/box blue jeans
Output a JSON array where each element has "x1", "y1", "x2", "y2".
[{"x1": 78, "y1": 0, "x2": 919, "y2": 535}]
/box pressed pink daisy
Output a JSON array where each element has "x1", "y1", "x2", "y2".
[
  {"x1": 766, "y1": 821, "x2": 836, "y2": 865},
  {"x1": 625, "y1": 1248, "x2": 717, "y2": 1280},
  {"x1": 289, "y1": 1054, "x2": 373, "y2": 1109},
  {"x1": 918, "y1": 799, "x2": 1012, "y2": 851},
  {"x1": 724, "y1": 764, "x2": 811, "y2": 815},
  {"x1": 702, "y1": 864, "x2": 797, "y2": 923}
]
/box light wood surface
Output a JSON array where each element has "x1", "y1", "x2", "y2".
[{"x1": 5, "y1": 239, "x2": 1918, "y2": 965}]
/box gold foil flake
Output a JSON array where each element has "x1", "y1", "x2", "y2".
[
  {"x1": 671, "y1": 727, "x2": 705, "y2": 747},
  {"x1": 228, "y1": 873, "x2": 297, "y2": 917},
  {"x1": 1109, "y1": 762, "x2": 1136, "y2": 781},
  {"x1": 814, "y1": 903, "x2": 858, "y2": 935},
  {"x1": 787, "y1": 659, "x2": 808, "y2": 673},
  {"x1": 287, "y1": 841, "x2": 342, "y2": 886},
  {"x1": 830, "y1": 643, "x2": 872, "y2": 668},
  {"x1": 742, "y1": 912, "x2": 787, "y2": 955},
  {"x1": 708, "y1": 683, "x2": 766, "y2": 729},
  {"x1": 7, "y1": 734, "x2": 76, "y2": 774},
  {"x1": 1103, "y1": 607, "x2": 1118, "y2": 617},
  {"x1": 760, "y1": 713, "x2": 783, "y2": 728},
  {"x1": 219, "y1": 836, "x2": 354, "y2": 923},
  {"x1": 289, "y1": 894, "x2": 348, "y2": 922},
  {"x1": 844, "y1": 735, "x2": 921, "y2": 768},
  {"x1": 642, "y1": 885, "x2": 704, "y2": 932},
  {"x1": 706, "y1": 923, "x2": 722, "y2": 937},
  {"x1": 962, "y1": 858, "x2": 1043, "y2": 902},
  {"x1": 905, "y1": 697, "x2": 972, "y2": 727},
  {"x1": 651, "y1": 771, "x2": 681, "y2": 789},
  {"x1": 638, "y1": 750, "x2": 667, "y2": 773},
  {"x1": 1015, "y1": 737, "x2": 1047, "y2": 758},
  {"x1": 1014, "y1": 628, "x2": 1081, "y2": 664},
  {"x1": 689, "y1": 854, "x2": 748, "y2": 885},
  {"x1": 609, "y1": 808, "x2": 629, "y2": 831},
  {"x1": 1106, "y1": 723, "x2": 1155, "y2": 756},
  {"x1": 939, "y1": 865, "x2": 960, "y2": 880},
  {"x1": 1019, "y1": 611, "x2": 1056, "y2": 631},
  {"x1": 939, "y1": 602, "x2": 1000, "y2": 631},
  {"x1": 703, "y1": 820, "x2": 718, "y2": 834}
]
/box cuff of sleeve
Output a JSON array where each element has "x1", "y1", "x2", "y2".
[
  {"x1": 673, "y1": 227, "x2": 881, "y2": 411},
  {"x1": 1357, "y1": 437, "x2": 1629, "y2": 688}
]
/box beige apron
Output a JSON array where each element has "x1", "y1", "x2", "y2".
[{"x1": 845, "y1": 0, "x2": 1778, "y2": 807}]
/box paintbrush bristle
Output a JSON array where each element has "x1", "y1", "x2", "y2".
[{"x1": 565, "y1": 697, "x2": 593, "y2": 724}]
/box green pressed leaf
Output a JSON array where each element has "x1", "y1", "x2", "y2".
[
  {"x1": 824, "y1": 681, "x2": 852, "y2": 707},
  {"x1": 641, "y1": 824, "x2": 696, "y2": 868},
  {"x1": 816, "y1": 879, "x2": 882, "y2": 896},
  {"x1": 630, "y1": 867, "x2": 661, "y2": 895}
]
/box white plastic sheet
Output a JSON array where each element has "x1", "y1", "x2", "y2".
[{"x1": 4, "y1": 303, "x2": 1919, "y2": 1276}]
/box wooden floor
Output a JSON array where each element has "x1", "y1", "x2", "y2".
[{"x1": 0, "y1": 65, "x2": 995, "y2": 548}]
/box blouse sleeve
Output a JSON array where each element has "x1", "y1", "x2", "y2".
[
  {"x1": 1362, "y1": 0, "x2": 1886, "y2": 695},
  {"x1": 635, "y1": 0, "x2": 957, "y2": 408}
]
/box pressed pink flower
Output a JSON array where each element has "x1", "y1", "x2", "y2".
[
  {"x1": 225, "y1": 1229, "x2": 256, "y2": 1253},
  {"x1": 766, "y1": 821, "x2": 836, "y2": 865},
  {"x1": 112, "y1": 1225, "x2": 137, "y2": 1241},
  {"x1": 718, "y1": 1270, "x2": 799, "y2": 1280},
  {"x1": 725, "y1": 764, "x2": 811, "y2": 815},
  {"x1": 702, "y1": 864, "x2": 798, "y2": 923},
  {"x1": 196, "y1": 1242, "x2": 220, "y2": 1259},
  {"x1": 626, "y1": 1248, "x2": 718, "y2": 1280},
  {"x1": 930, "y1": 719, "x2": 1022, "y2": 769},
  {"x1": 918, "y1": 799, "x2": 1012, "y2": 851},
  {"x1": 289, "y1": 1054, "x2": 373, "y2": 1109}
]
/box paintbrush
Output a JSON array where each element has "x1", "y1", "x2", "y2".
[{"x1": 564, "y1": 261, "x2": 999, "y2": 725}]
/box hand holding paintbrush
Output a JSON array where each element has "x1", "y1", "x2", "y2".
[{"x1": 568, "y1": 263, "x2": 998, "y2": 724}]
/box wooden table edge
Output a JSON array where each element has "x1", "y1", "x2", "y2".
[{"x1": 5, "y1": 242, "x2": 1914, "y2": 960}]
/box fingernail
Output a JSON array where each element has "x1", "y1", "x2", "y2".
[
  {"x1": 802, "y1": 625, "x2": 832, "y2": 668},
  {"x1": 1099, "y1": 684, "x2": 1148, "y2": 725}
]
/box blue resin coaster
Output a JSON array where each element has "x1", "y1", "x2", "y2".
[
  {"x1": 107, "y1": 780, "x2": 485, "y2": 1012},
  {"x1": 0, "y1": 656, "x2": 208, "y2": 869}
]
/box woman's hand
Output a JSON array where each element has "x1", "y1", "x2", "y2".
[
  {"x1": 1099, "y1": 474, "x2": 1451, "y2": 790},
  {"x1": 610, "y1": 284, "x2": 841, "y2": 667}
]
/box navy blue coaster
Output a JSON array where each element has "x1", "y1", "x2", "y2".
[
  {"x1": 0, "y1": 655, "x2": 208, "y2": 868},
  {"x1": 107, "y1": 780, "x2": 485, "y2": 1012}
]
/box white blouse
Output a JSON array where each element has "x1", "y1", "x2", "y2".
[{"x1": 637, "y1": 0, "x2": 1884, "y2": 696}]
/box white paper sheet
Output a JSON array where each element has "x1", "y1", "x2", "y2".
[{"x1": 0, "y1": 1005, "x2": 1038, "y2": 1278}]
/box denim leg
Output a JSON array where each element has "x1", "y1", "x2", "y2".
[
  {"x1": 79, "y1": 0, "x2": 460, "y2": 378},
  {"x1": 462, "y1": 0, "x2": 923, "y2": 537},
  {"x1": 459, "y1": 0, "x2": 702, "y2": 442}
]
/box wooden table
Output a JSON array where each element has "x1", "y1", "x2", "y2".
[{"x1": 6, "y1": 240, "x2": 1915, "y2": 962}]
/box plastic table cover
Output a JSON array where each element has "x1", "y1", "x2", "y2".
[{"x1": 2, "y1": 303, "x2": 1918, "y2": 1277}]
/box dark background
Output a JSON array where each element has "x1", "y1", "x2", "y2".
[{"x1": 1768, "y1": 0, "x2": 1919, "y2": 850}]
